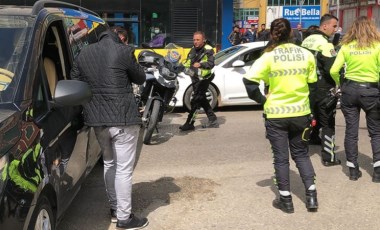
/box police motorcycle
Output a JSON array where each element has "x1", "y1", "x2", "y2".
[{"x1": 137, "y1": 44, "x2": 182, "y2": 144}]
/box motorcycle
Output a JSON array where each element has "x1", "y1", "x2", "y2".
[{"x1": 137, "y1": 45, "x2": 182, "y2": 144}]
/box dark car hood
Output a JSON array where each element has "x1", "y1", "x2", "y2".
[{"x1": 0, "y1": 108, "x2": 21, "y2": 157}]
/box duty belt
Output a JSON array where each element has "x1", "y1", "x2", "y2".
[{"x1": 345, "y1": 79, "x2": 378, "y2": 88}]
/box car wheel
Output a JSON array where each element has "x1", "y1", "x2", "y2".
[
  {"x1": 184, "y1": 84, "x2": 218, "y2": 111},
  {"x1": 28, "y1": 196, "x2": 55, "y2": 230}
]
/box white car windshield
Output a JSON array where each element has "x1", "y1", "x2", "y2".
[
  {"x1": 0, "y1": 15, "x2": 33, "y2": 103},
  {"x1": 214, "y1": 45, "x2": 246, "y2": 65}
]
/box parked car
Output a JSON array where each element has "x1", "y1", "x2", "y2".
[
  {"x1": 0, "y1": 1, "x2": 108, "y2": 229},
  {"x1": 175, "y1": 41, "x2": 268, "y2": 110}
]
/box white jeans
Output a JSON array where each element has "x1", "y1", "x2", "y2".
[{"x1": 94, "y1": 125, "x2": 142, "y2": 221}]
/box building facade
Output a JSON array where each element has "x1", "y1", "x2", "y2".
[
  {"x1": 234, "y1": 0, "x2": 330, "y2": 28},
  {"x1": 329, "y1": 0, "x2": 380, "y2": 31}
]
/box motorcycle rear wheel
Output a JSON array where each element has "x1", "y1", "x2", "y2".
[{"x1": 143, "y1": 100, "x2": 161, "y2": 144}]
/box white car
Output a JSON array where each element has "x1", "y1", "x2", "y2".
[{"x1": 175, "y1": 41, "x2": 268, "y2": 110}]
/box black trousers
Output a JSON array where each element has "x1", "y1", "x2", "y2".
[
  {"x1": 340, "y1": 82, "x2": 380, "y2": 167},
  {"x1": 265, "y1": 115, "x2": 316, "y2": 192},
  {"x1": 186, "y1": 77, "x2": 217, "y2": 123},
  {"x1": 313, "y1": 88, "x2": 337, "y2": 161}
]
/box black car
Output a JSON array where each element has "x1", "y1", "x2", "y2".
[{"x1": 0, "y1": 1, "x2": 108, "y2": 229}]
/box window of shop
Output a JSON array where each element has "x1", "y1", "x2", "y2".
[
  {"x1": 342, "y1": 8, "x2": 356, "y2": 32},
  {"x1": 267, "y1": 0, "x2": 320, "y2": 6},
  {"x1": 373, "y1": 7, "x2": 380, "y2": 30},
  {"x1": 234, "y1": 8, "x2": 259, "y2": 21}
]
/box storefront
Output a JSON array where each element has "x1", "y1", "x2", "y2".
[{"x1": 329, "y1": 0, "x2": 380, "y2": 32}]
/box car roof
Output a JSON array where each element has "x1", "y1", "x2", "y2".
[
  {"x1": 0, "y1": 0, "x2": 100, "y2": 17},
  {"x1": 236, "y1": 41, "x2": 268, "y2": 49}
]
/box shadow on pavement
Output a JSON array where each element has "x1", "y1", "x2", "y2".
[
  {"x1": 256, "y1": 170, "x2": 309, "y2": 208},
  {"x1": 132, "y1": 177, "x2": 181, "y2": 216}
]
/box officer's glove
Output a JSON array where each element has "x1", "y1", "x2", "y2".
[{"x1": 336, "y1": 87, "x2": 342, "y2": 98}]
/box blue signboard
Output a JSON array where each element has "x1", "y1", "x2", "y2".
[{"x1": 283, "y1": 5, "x2": 321, "y2": 28}]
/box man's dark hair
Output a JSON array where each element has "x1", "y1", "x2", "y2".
[
  {"x1": 320, "y1": 14, "x2": 338, "y2": 26},
  {"x1": 110, "y1": 26, "x2": 128, "y2": 39}
]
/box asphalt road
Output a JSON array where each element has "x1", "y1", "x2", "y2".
[{"x1": 57, "y1": 106, "x2": 380, "y2": 230}]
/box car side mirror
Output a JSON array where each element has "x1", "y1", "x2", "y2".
[
  {"x1": 54, "y1": 80, "x2": 92, "y2": 106},
  {"x1": 232, "y1": 60, "x2": 245, "y2": 68}
]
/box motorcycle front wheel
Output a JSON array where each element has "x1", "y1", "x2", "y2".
[{"x1": 143, "y1": 99, "x2": 161, "y2": 144}]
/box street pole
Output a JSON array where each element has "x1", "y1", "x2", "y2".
[{"x1": 299, "y1": 0, "x2": 305, "y2": 25}]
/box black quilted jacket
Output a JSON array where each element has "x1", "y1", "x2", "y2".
[{"x1": 70, "y1": 30, "x2": 146, "y2": 126}]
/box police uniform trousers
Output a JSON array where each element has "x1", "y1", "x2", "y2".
[
  {"x1": 340, "y1": 81, "x2": 380, "y2": 168},
  {"x1": 186, "y1": 76, "x2": 217, "y2": 123},
  {"x1": 313, "y1": 88, "x2": 337, "y2": 162},
  {"x1": 265, "y1": 115, "x2": 316, "y2": 192}
]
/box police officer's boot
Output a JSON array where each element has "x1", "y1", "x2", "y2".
[
  {"x1": 349, "y1": 166, "x2": 362, "y2": 181},
  {"x1": 321, "y1": 152, "x2": 341, "y2": 166},
  {"x1": 202, "y1": 117, "x2": 219, "y2": 128},
  {"x1": 305, "y1": 190, "x2": 318, "y2": 212},
  {"x1": 321, "y1": 129, "x2": 341, "y2": 166},
  {"x1": 272, "y1": 195, "x2": 294, "y2": 214},
  {"x1": 372, "y1": 166, "x2": 380, "y2": 183},
  {"x1": 179, "y1": 121, "x2": 195, "y2": 131}
]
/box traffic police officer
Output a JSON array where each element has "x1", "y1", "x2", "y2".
[
  {"x1": 301, "y1": 14, "x2": 341, "y2": 166},
  {"x1": 330, "y1": 16, "x2": 380, "y2": 181},
  {"x1": 243, "y1": 18, "x2": 318, "y2": 213},
  {"x1": 180, "y1": 31, "x2": 218, "y2": 131}
]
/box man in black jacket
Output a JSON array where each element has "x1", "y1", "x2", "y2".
[
  {"x1": 71, "y1": 30, "x2": 148, "y2": 229},
  {"x1": 301, "y1": 14, "x2": 340, "y2": 167},
  {"x1": 180, "y1": 31, "x2": 219, "y2": 131}
]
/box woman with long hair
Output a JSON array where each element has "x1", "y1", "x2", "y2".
[
  {"x1": 243, "y1": 18, "x2": 318, "y2": 213},
  {"x1": 330, "y1": 16, "x2": 380, "y2": 182}
]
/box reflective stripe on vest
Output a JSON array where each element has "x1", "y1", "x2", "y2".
[
  {"x1": 265, "y1": 104, "x2": 310, "y2": 115},
  {"x1": 269, "y1": 68, "x2": 307, "y2": 77}
]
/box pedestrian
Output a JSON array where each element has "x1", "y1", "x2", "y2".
[
  {"x1": 180, "y1": 31, "x2": 219, "y2": 131},
  {"x1": 303, "y1": 25, "x2": 319, "y2": 39},
  {"x1": 70, "y1": 29, "x2": 149, "y2": 229},
  {"x1": 292, "y1": 23, "x2": 303, "y2": 45},
  {"x1": 301, "y1": 14, "x2": 341, "y2": 166},
  {"x1": 111, "y1": 25, "x2": 129, "y2": 45},
  {"x1": 243, "y1": 24, "x2": 257, "y2": 43},
  {"x1": 330, "y1": 16, "x2": 380, "y2": 181},
  {"x1": 228, "y1": 25, "x2": 242, "y2": 45},
  {"x1": 257, "y1": 23, "x2": 270, "y2": 41},
  {"x1": 243, "y1": 18, "x2": 318, "y2": 213},
  {"x1": 142, "y1": 26, "x2": 166, "y2": 48}
]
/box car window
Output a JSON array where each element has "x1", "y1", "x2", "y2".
[
  {"x1": 239, "y1": 48, "x2": 264, "y2": 66},
  {"x1": 42, "y1": 21, "x2": 73, "y2": 98},
  {"x1": 0, "y1": 16, "x2": 33, "y2": 103},
  {"x1": 222, "y1": 48, "x2": 264, "y2": 68},
  {"x1": 214, "y1": 45, "x2": 246, "y2": 65},
  {"x1": 63, "y1": 18, "x2": 107, "y2": 58}
]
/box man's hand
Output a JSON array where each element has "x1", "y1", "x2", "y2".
[{"x1": 193, "y1": 62, "x2": 201, "y2": 68}]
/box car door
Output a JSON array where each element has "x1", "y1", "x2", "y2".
[
  {"x1": 218, "y1": 47, "x2": 265, "y2": 105},
  {"x1": 35, "y1": 19, "x2": 91, "y2": 215}
]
